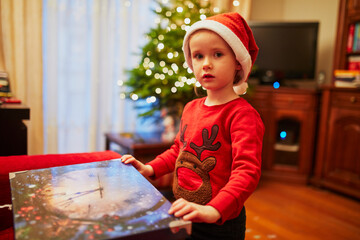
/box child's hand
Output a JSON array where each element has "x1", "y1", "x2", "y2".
[
  {"x1": 120, "y1": 154, "x2": 154, "y2": 177},
  {"x1": 168, "y1": 198, "x2": 221, "y2": 223}
]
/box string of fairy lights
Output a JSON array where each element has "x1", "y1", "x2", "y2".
[{"x1": 120, "y1": 0, "x2": 242, "y2": 104}]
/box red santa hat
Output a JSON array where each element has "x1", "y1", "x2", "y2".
[{"x1": 182, "y1": 12, "x2": 258, "y2": 95}]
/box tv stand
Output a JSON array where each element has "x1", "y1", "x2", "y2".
[
  {"x1": 249, "y1": 77, "x2": 318, "y2": 89},
  {"x1": 245, "y1": 86, "x2": 320, "y2": 183}
]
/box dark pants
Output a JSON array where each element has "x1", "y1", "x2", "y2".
[{"x1": 186, "y1": 207, "x2": 246, "y2": 240}]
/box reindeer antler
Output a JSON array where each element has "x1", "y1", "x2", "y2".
[
  {"x1": 180, "y1": 120, "x2": 188, "y2": 149},
  {"x1": 190, "y1": 125, "x2": 221, "y2": 159}
]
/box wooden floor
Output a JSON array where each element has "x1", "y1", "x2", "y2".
[{"x1": 245, "y1": 179, "x2": 360, "y2": 240}]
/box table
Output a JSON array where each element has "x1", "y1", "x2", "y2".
[
  {"x1": 105, "y1": 132, "x2": 174, "y2": 190},
  {"x1": 105, "y1": 132, "x2": 173, "y2": 162}
]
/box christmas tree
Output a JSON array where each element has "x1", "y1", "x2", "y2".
[{"x1": 124, "y1": 0, "x2": 220, "y2": 119}]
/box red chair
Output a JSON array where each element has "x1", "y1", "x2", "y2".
[{"x1": 0, "y1": 151, "x2": 121, "y2": 239}]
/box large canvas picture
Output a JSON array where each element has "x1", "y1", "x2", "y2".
[{"x1": 9, "y1": 158, "x2": 190, "y2": 239}]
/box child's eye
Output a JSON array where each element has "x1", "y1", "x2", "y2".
[
  {"x1": 193, "y1": 53, "x2": 203, "y2": 59},
  {"x1": 214, "y1": 52, "x2": 223, "y2": 57}
]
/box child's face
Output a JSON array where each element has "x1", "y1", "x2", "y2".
[{"x1": 189, "y1": 30, "x2": 241, "y2": 94}]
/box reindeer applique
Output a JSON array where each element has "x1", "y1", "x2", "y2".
[{"x1": 173, "y1": 122, "x2": 221, "y2": 205}]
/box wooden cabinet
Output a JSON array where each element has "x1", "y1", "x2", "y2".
[
  {"x1": 311, "y1": 0, "x2": 360, "y2": 199},
  {"x1": 0, "y1": 103, "x2": 30, "y2": 156},
  {"x1": 333, "y1": 0, "x2": 360, "y2": 72},
  {"x1": 246, "y1": 86, "x2": 319, "y2": 183},
  {"x1": 312, "y1": 87, "x2": 360, "y2": 199}
]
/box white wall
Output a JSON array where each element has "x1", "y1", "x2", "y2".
[{"x1": 250, "y1": 0, "x2": 340, "y2": 84}]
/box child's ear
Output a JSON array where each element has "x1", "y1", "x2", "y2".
[{"x1": 236, "y1": 61, "x2": 242, "y2": 70}]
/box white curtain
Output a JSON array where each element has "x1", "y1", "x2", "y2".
[{"x1": 43, "y1": 0, "x2": 155, "y2": 154}]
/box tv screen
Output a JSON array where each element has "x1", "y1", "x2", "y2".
[{"x1": 248, "y1": 22, "x2": 319, "y2": 84}]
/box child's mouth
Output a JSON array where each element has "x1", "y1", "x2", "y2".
[{"x1": 203, "y1": 74, "x2": 214, "y2": 79}]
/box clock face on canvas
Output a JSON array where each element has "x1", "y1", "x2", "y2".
[
  {"x1": 43, "y1": 167, "x2": 162, "y2": 220},
  {"x1": 9, "y1": 159, "x2": 191, "y2": 240}
]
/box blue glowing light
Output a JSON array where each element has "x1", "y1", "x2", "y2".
[
  {"x1": 273, "y1": 81, "x2": 280, "y2": 89},
  {"x1": 280, "y1": 131, "x2": 287, "y2": 139}
]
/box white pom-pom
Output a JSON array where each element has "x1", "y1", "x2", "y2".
[{"x1": 233, "y1": 81, "x2": 248, "y2": 95}]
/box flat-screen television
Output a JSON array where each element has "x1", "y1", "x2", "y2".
[{"x1": 248, "y1": 21, "x2": 319, "y2": 85}]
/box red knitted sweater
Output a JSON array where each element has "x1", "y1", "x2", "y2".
[{"x1": 148, "y1": 97, "x2": 264, "y2": 224}]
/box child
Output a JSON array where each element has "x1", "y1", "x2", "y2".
[{"x1": 121, "y1": 12, "x2": 264, "y2": 240}]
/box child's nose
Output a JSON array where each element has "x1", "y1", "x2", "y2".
[{"x1": 202, "y1": 57, "x2": 212, "y2": 70}]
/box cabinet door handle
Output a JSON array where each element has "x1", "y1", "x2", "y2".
[{"x1": 350, "y1": 96, "x2": 357, "y2": 103}]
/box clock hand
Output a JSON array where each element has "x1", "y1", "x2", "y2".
[
  {"x1": 56, "y1": 188, "x2": 103, "y2": 206},
  {"x1": 69, "y1": 188, "x2": 103, "y2": 199},
  {"x1": 97, "y1": 174, "x2": 104, "y2": 199}
]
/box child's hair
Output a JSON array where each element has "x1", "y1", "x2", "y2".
[{"x1": 182, "y1": 12, "x2": 258, "y2": 95}]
